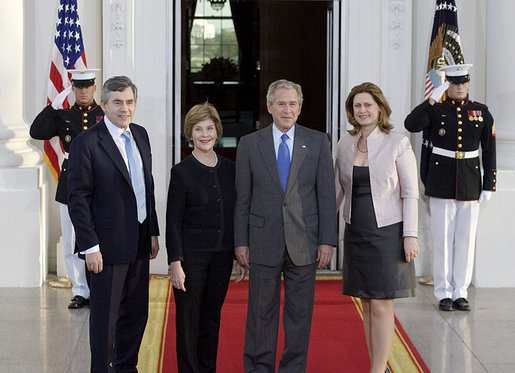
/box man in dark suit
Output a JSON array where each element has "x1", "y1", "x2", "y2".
[
  {"x1": 67, "y1": 75, "x2": 160, "y2": 372},
  {"x1": 234, "y1": 79, "x2": 338, "y2": 373},
  {"x1": 30, "y1": 68, "x2": 104, "y2": 308}
]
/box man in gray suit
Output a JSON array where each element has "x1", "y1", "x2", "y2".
[{"x1": 234, "y1": 79, "x2": 338, "y2": 373}]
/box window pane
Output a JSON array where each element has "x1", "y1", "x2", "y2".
[
  {"x1": 221, "y1": 19, "x2": 236, "y2": 44},
  {"x1": 221, "y1": 45, "x2": 239, "y2": 66},
  {"x1": 190, "y1": 44, "x2": 205, "y2": 72},
  {"x1": 203, "y1": 19, "x2": 221, "y2": 44}
]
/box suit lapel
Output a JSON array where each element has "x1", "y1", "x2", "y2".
[
  {"x1": 97, "y1": 121, "x2": 132, "y2": 187},
  {"x1": 258, "y1": 126, "x2": 284, "y2": 194},
  {"x1": 286, "y1": 125, "x2": 308, "y2": 194}
]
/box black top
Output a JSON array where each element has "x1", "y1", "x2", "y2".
[
  {"x1": 30, "y1": 102, "x2": 104, "y2": 203},
  {"x1": 405, "y1": 97, "x2": 496, "y2": 200},
  {"x1": 166, "y1": 154, "x2": 236, "y2": 264}
]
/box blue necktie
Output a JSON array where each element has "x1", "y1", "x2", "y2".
[
  {"x1": 277, "y1": 134, "x2": 290, "y2": 192},
  {"x1": 121, "y1": 131, "x2": 147, "y2": 223}
]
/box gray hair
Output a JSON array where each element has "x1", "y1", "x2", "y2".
[
  {"x1": 101, "y1": 76, "x2": 138, "y2": 103},
  {"x1": 266, "y1": 79, "x2": 303, "y2": 105}
]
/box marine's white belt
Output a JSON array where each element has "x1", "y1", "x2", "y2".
[{"x1": 432, "y1": 146, "x2": 479, "y2": 159}]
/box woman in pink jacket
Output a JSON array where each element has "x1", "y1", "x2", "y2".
[{"x1": 335, "y1": 82, "x2": 419, "y2": 373}]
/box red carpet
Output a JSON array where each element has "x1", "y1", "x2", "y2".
[{"x1": 148, "y1": 277, "x2": 429, "y2": 372}]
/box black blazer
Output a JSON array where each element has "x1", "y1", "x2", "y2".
[
  {"x1": 67, "y1": 120, "x2": 159, "y2": 264},
  {"x1": 166, "y1": 155, "x2": 235, "y2": 264}
]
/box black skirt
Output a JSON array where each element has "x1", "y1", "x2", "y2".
[{"x1": 343, "y1": 166, "x2": 415, "y2": 299}]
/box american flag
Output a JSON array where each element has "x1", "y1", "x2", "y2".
[
  {"x1": 420, "y1": 0, "x2": 464, "y2": 185},
  {"x1": 424, "y1": 0, "x2": 464, "y2": 99},
  {"x1": 43, "y1": 0, "x2": 88, "y2": 183}
]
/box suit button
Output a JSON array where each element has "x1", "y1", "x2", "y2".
[
  {"x1": 83, "y1": 119, "x2": 88, "y2": 123},
  {"x1": 83, "y1": 113, "x2": 88, "y2": 117},
  {"x1": 458, "y1": 144, "x2": 463, "y2": 148},
  {"x1": 458, "y1": 136, "x2": 462, "y2": 140},
  {"x1": 456, "y1": 107, "x2": 461, "y2": 111},
  {"x1": 458, "y1": 121, "x2": 463, "y2": 125},
  {"x1": 458, "y1": 128, "x2": 463, "y2": 133},
  {"x1": 457, "y1": 114, "x2": 462, "y2": 118},
  {"x1": 435, "y1": 162, "x2": 439, "y2": 165}
]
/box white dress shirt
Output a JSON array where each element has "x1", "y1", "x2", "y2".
[{"x1": 272, "y1": 123, "x2": 295, "y2": 161}]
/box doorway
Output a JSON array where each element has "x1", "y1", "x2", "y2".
[{"x1": 180, "y1": 0, "x2": 333, "y2": 160}]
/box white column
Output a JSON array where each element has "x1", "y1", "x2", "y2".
[
  {"x1": 104, "y1": 0, "x2": 170, "y2": 274},
  {"x1": 485, "y1": 0, "x2": 515, "y2": 171},
  {"x1": 473, "y1": 0, "x2": 515, "y2": 287},
  {"x1": 0, "y1": 2, "x2": 48, "y2": 287}
]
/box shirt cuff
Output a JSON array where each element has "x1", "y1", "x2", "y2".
[{"x1": 80, "y1": 245, "x2": 100, "y2": 255}]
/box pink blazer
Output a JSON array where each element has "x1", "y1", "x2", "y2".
[{"x1": 335, "y1": 126, "x2": 419, "y2": 237}]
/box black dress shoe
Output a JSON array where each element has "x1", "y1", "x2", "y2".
[
  {"x1": 68, "y1": 295, "x2": 89, "y2": 309},
  {"x1": 453, "y1": 298, "x2": 471, "y2": 311},
  {"x1": 439, "y1": 298, "x2": 454, "y2": 311}
]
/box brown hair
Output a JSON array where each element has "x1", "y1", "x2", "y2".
[
  {"x1": 345, "y1": 82, "x2": 393, "y2": 135},
  {"x1": 184, "y1": 102, "x2": 223, "y2": 144}
]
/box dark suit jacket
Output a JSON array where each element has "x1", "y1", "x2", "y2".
[
  {"x1": 234, "y1": 124, "x2": 338, "y2": 267},
  {"x1": 67, "y1": 119, "x2": 159, "y2": 264}
]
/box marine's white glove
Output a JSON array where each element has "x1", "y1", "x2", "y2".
[
  {"x1": 430, "y1": 81, "x2": 450, "y2": 103},
  {"x1": 479, "y1": 191, "x2": 492, "y2": 203},
  {"x1": 51, "y1": 85, "x2": 73, "y2": 109}
]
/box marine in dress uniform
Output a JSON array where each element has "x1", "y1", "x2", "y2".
[
  {"x1": 405, "y1": 64, "x2": 496, "y2": 312},
  {"x1": 30, "y1": 69, "x2": 104, "y2": 309}
]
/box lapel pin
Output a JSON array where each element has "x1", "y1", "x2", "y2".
[{"x1": 301, "y1": 145, "x2": 307, "y2": 148}]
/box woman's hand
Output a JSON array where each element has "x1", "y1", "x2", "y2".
[
  {"x1": 403, "y1": 236, "x2": 419, "y2": 263},
  {"x1": 170, "y1": 261, "x2": 186, "y2": 291}
]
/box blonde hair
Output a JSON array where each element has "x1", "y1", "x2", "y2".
[
  {"x1": 184, "y1": 102, "x2": 223, "y2": 144},
  {"x1": 345, "y1": 82, "x2": 393, "y2": 135}
]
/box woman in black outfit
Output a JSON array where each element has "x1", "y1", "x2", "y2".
[{"x1": 166, "y1": 102, "x2": 235, "y2": 373}]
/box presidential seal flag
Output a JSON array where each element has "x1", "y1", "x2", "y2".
[
  {"x1": 44, "y1": 0, "x2": 88, "y2": 182},
  {"x1": 420, "y1": 0, "x2": 464, "y2": 185}
]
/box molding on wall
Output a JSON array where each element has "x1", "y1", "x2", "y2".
[
  {"x1": 389, "y1": 0, "x2": 406, "y2": 49},
  {"x1": 111, "y1": 0, "x2": 126, "y2": 48}
]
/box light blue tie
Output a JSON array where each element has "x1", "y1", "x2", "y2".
[
  {"x1": 277, "y1": 133, "x2": 291, "y2": 192},
  {"x1": 121, "y1": 131, "x2": 147, "y2": 223}
]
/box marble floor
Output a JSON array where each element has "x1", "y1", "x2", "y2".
[{"x1": 0, "y1": 276, "x2": 514, "y2": 373}]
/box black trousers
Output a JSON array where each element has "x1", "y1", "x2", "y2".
[
  {"x1": 89, "y1": 222, "x2": 150, "y2": 373},
  {"x1": 173, "y1": 250, "x2": 234, "y2": 373}
]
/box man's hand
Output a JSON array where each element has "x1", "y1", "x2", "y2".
[
  {"x1": 317, "y1": 244, "x2": 334, "y2": 269},
  {"x1": 150, "y1": 236, "x2": 160, "y2": 259},
  {"x1": 429, "y1": 81, "x2": 450, "y2": 105},
  {"x1": 235, "y1": 246, "x2": 250, "y2": 269},
  {"x1": 234, "y1": 262, "x2": 248, "y2": 284},
  {"x1": 170, "y1": 261, "x2": 186, "y2": 291},
  {"x1": 51, "y1": 85, "x2": 73, "y2": 109},
  {"x1": 403, "y1": 236, "x2": 419, "y2": 263},
  {"x1": 86, "y1": 251, "x2": 103, "y2": 273}
]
